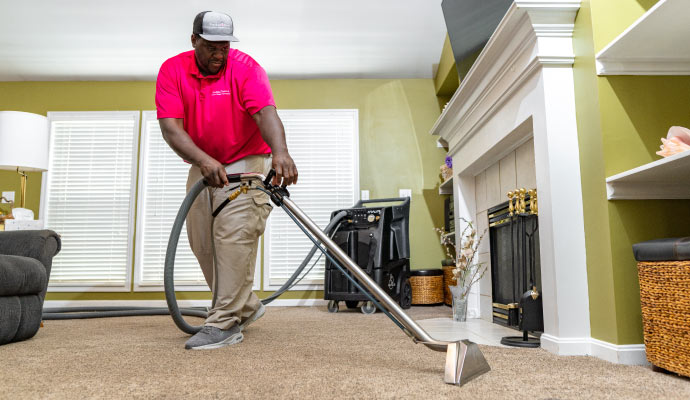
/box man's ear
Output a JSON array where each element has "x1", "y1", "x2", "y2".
[{"x1": 191, "y1": 34, "x2": 197, "y2": 49}]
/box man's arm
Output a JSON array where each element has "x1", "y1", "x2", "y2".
[
  {"x1": 158, "y1": 118, "x2": 229, "y2": 188},
  {"x1": 252, "y1": 106, "x2": 298, "y2": 186}
]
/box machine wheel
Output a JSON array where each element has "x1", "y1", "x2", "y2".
[
  {"x1": 400, "y1": 278, "x2": 412, "y2": 309},
  {"x1": 327, "y1": 300, "x2": 339, "y2": 313},
  {"x1": 361, "y1": 301, "x2": 376, "y2": 315},
  {"x1": 345, "y1": 301, "x2": 360, "y2": 309}
]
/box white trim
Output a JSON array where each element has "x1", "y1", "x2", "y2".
[
  {"x1": 590, "y1": 338, "x2": 648, "y2": 366},
  {"x1": 266, "y1": 299, "x2": 327, "y2": 307},
  {"x1": 605, "y1": 150, "x2": 690, "y2": 200},
  {"x1": 596, "y1": 60, "x2": 690, "y2": 76},
  {"x1": 540, "y1": 333, "x2": 591, "y2": 356},
  {"x1": 43, "y1": 111, "x2": 140, "y2": 292},
  {"x1": 43, "y1": 298, "x2": 327, "y2": 308},
  {"x1": 541, "y1": 334, "x2": 648, "y2": 365},
  {"x1": 46, "y1": 285, "x2": 133, "y2": 293},
  {"x1": 595, "y1": 0, "x2": 690, "y2": 76},
  {"x1": 133, "y1": 110, "x2": 154, "y2": 291},
  {"x1": 44, "y1": 300, "x2": 212, "y2": 308}
]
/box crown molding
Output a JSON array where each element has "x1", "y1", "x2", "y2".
[{"x1": 430, "y1": 1, "x2": 580, "y2": 150}]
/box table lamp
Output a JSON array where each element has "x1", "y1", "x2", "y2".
[{"x1": 0, "y1": 111, "x2": 49, "y2": 210}]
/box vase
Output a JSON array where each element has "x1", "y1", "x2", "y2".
[{"x1": 451, "y1": 295, "x2": 469, "y2": 322}]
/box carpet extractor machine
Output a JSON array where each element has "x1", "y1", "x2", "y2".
[
  {"x1": 324, "y1": 197, "x2": 413, "y2": 315},
  {"x1": 165, "y1": 170, "x2": 490, "y2": 385}
]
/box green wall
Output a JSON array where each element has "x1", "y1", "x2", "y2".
[
  {"x1": 0, "y1": 79, "x2": 446, "y2": 301},
  {"x1": 572, "y1": 0, "x2": 618, "y2": 344},
  {"x1": 434, "y1": 35, "x2": 459, "y2": 110},
  {"x1": 574, "y1": 0, "x2": 690, "y2": 344}
]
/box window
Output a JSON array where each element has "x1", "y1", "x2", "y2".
[
  {"x1": 133, "y1": 112, "x2": 203, "y2": 290},
  {"x1": 41, "y1": 109, "x2": 355, "y2": 292},
  {"x1": 133, "y1": 112, "x2": 261, "y2": 290},
  {"x1": 263, "y1": 109, "x2": 359, "y2": 290},
  {"x1": 42, "y1": 112, "x2": 139, "y2": 291}
]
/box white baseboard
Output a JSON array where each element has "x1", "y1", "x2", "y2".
[
  {"x1": 590, "y1": 338, "x2": 648, "y2": 366},
  {"x1": 541, "y1": 333, "x2": 592, "y2": 356},
  {"x1": 541, "y1": 333, "x2": 648, "y2": 365},
  {"x1": 44, "y1": 299, "x2": 327, "y2": 309},
  {"x1": 44, "y1": 300, "x2": 211, "y2": 308},
  {"x1": 267, "y1": 299, "x2": 328, "y2": 306}
]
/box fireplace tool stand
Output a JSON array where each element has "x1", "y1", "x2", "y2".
[{"x1": 500, "y1": 190, "x2": 542, "y2": 348}]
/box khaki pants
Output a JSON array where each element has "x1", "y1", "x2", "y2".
[{"x1": 186, "y1": 154, "x2": 273, "y2": 330}]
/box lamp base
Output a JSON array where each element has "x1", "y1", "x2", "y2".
[{"x1": 18, "y1": 168, "x2": 27, "y2": 209}]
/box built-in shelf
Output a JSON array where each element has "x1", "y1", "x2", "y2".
[
  {"x1": 596, "y1": 0, "x2": 690, "y2": 75},
  {"x1": 439, "y1": 177, "x2": 453, "y2": 195},
  {"x1": 605, "y1": 150, "x2": 690, "y2": 200}
]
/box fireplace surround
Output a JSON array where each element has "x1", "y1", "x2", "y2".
[{"x1": 430, "y1": 1, "x2": 591, "y2": 357}]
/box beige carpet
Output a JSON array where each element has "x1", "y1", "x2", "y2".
[{"x1": 1, "y1": 306, "x2": 688, "y2": 399}]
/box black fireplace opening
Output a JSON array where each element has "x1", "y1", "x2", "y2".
[{"x1": 488, "y1": 198, "x2": 543, "y2": 334}]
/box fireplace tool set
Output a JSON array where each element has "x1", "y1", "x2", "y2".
[{"x1": 498, "y1": 188, "x2": 543, "y2": 348}]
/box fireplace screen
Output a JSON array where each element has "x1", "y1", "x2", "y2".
[{"x1": 488, "y1": 192, "x2": 542, "y2": 331}]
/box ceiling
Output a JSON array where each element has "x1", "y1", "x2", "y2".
[{"x1": 0, "y1": 0, "x2": 447, "y2": 81}]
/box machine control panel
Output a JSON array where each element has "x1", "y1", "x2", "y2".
[{"x1": 345, "y1": 208, "x2": 382, "y2": 226}]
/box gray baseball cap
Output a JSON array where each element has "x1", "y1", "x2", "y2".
[{"x1": 193, "y1": 11, "x2": 239, "y2": 42}]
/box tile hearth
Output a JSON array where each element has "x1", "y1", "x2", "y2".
[{"x1": 419, "y1": 317, "x2": 520, "y2": 347}]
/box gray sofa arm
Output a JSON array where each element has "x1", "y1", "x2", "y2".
[{"x1": 0, "y1": 230, "x2": 61, "y2": 300}]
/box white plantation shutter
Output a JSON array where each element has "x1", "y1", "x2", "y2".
[
  {"x1": 265, "y1": 109, "x2": 358, "y2": 288},
  {"x1": 43, "y1": 112, "x2": 139, "y2": 289},
  {"x1": 133, "y1": 112, "x2": 204, "y2": 288}
]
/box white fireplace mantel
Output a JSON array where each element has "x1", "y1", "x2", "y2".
[{"x1": 429, "y1": 0, "x2": 625, "y2": 361}]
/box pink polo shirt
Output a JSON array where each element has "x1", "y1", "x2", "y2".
[{"x1": 155, "y1": 49, "x2": 274, "y2": 164}]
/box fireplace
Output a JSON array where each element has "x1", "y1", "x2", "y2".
[
  {"x1": 431, "y1": 1, "x2": 592, "y2": 356},
  {"x1": 488, "y1": 190, "x2": 543, "y2": 333}
]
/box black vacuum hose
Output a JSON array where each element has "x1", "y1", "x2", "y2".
[{"x1": 42, "y1": 307, "x2": 208, "y2": 320}]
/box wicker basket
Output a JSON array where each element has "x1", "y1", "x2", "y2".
[
  {"x1": 410, "y1": 270, "x2": 444, "y2": 305},
  {"x1": 442, "y1": 265, "x2": 457, "y2": 306},
  {"x1": 637, "y1": 261, "x2": 690, "y2": 377}
]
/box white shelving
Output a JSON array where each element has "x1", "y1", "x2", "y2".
[
  {"x1": 605, "y1": 150, "x2": 690, "y2": 200},
  {"x1": 596, "y1": 0, "x2": 690, "y2": 75},
  {"x1": 439, "y1": 177, "x2": 453, "y2": 195}
]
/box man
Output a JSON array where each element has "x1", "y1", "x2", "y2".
[{"x1": 155, "y1": 11, "x2": 298, "y2": 350}]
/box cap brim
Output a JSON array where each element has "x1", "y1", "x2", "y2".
[{"x1": 199, "y1": 33, "x2": 239, "y2": 42}]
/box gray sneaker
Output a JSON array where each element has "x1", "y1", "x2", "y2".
[
  {"x1": 239, "y1": 303, "x2": 265, "y2": 331},
  {"x1": 184, "y1": 325, "x2": 243, "y2": 350}
]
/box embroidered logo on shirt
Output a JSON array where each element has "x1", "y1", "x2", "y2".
[{"x1": 212, "y1": 90, "x2": 231, "y2": 96}]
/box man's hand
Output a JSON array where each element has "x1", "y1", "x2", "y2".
[
  {"x1": 199, "y1": 157, "x2": 229, "y2": 188},
  {"x1": 272, "y1": 152, "x2": 298, "y2": 186}
]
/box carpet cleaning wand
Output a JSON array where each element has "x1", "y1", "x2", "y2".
[{"x1": 165, "y1": 170, "x2": 491, "y2": 386}]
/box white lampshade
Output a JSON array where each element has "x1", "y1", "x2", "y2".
[{"x1": 0, "y1": 111, "x2": 49, "y2": 172}]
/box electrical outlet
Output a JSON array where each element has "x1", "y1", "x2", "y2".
[
  {"x1": 1, "y1": 191, "x2": 14, "y2": 203},
  {"x1": 399, "y1": 189, "x2": 412, "y2": 198},
  {"x1": 361, "y1": 190, "x2": 369, "y2": 201}
]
